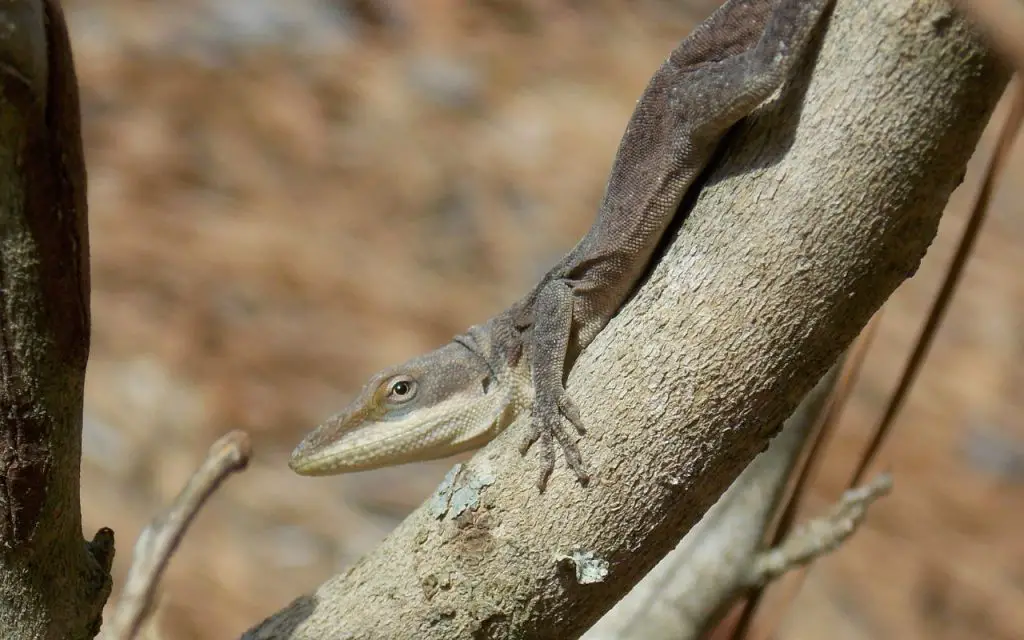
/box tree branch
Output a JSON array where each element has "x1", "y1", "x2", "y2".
[
  {"x1": 0, "y1": 1, "x2": 114, "y2": 637},
  {"x1": 582, "y1": 361, "x2": 844, "y2": 640},
  {"x1": 246, "y1": 1, "x2": 1008, "y2": 637}
]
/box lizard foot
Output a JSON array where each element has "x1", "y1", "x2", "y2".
[{"x1": 520, "y1": 391, "x2": 589, "y2": 490}]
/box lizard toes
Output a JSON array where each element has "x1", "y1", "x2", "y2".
[
  {"x1": 557, "y1": 393, "x2": 585, "y2": 434},
  {"x1": 550, "y1": 421, "x2": 589, "y2": 484},
  {"x1": 522, "y1": 398, "x2": 589, "y2": 489},
  {"x1": 533, "y1": 428, "x2": 556, "y2": 491},
  {"x1": 519, "y1": 422, "x2": 542, "y2": 455}
]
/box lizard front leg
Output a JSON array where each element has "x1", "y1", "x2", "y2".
[
  {"x1": 516, "y1": 0, "x2": 833, "y2": 489},
  {"x1": 520, "y1": 278, "x2": 589, "y2": 489}
]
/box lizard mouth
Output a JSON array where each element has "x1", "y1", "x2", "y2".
[{"x1": 288, "y1": 387, "x2": 515, "y2": 475}]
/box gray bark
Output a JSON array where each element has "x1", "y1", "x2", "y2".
[
  {"x1": 581, "y1": 362, "x2": 843, "y2": 640},
  {"x1": 0, "y1": 1, "x2": 113, "y2": 638},
  {"x1": 245, "y1": 0, "x2": 1008, "y2": 638}
]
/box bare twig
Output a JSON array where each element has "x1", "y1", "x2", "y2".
[
  {"x1": 104, "y1": 431, "x2": 252, "y2": 640},
  {"x1": 744, "y1": 474, "x2": 892, "y2": 588}
]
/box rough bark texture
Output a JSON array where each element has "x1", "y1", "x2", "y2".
[
  {"x1": 0, "y1": 1, "x2": 113, "y2": 638},
  {"x1": 581, "y1": 363, "x2": 842, "y2": 640},
  {"x1": 246, "y1": 1, "x2": 1008, "y2": 638}
]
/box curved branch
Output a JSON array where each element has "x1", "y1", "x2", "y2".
[
  {"x1": 105, "y1": 431, "x2": 252, "y2": 640},
  {"x1": 246, "y1": 1, "x2": 1008, "y2": 638},
  {"x1": 745, "y1": 473, "x2": 891, "y2": 588}
]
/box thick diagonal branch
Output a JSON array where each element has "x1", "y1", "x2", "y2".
[
  {"x1": 246, "y1": 1, "x2": 1008, "y2": 638},
  {"x1": 581, "y1": 361, "x2": 846, "y2": 640}
]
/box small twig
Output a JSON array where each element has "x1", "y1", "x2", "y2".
[
  {"x1": 743, "y1": 474, "x2": 892, "y2": 588},
  {"x1": 103, "y1": 430, "x2": 252, "y2": 640}
]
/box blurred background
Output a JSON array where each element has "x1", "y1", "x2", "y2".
[{"x1": 67, "y1": 0, "x2": 1023, "y2": 638}]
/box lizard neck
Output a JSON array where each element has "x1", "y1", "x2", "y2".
[{"x1": 459, "y1": 314, "x2": 535, "y2": 424}]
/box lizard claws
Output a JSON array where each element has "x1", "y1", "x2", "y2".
[
  {"x1": 558, "y1": 394, "x2": 586, "y2": 435},
  {"x1": 520, "y1": 391, "x2": 590, "y2": 491}
]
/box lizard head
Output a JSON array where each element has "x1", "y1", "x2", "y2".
[{"x1": 289, "y1": 338, "x2": 519, "y2": 476}]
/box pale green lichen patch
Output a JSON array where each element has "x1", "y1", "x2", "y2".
[
  {"x1": 557, "y1": 550, "x2": 609, "y2": 584},
  {"x1": 427, "y1": 463, "x2": 496, "y2": 519},
  {"x1": 427, "y1": 464, "x2": 463, "y2": 519},
  {"x1": 449, "y1": 466, "x2": 495, "y2": 518}
]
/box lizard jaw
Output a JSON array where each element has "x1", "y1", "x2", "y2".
[{"x1": 289, "y1": 387, "x2": 518, "y2": 475}]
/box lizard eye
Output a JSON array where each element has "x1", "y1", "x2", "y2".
[{"x1": 384, "y1": 375, "x2": 418, "y2": 404}]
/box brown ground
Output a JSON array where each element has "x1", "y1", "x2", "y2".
[{"x1": 64, "y1": 1, "x2": 1023, "y2": 638}]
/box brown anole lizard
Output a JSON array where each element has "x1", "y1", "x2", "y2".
[{"x1": 289, "y1": 0, "x2": 834, "y2": 489}]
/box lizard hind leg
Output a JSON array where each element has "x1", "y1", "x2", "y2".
[
  {"x1": 666, "y1": 0, "x2": 833, "y2": 149},
  {"x1": 520, "y1": 278, "x2": 589, "y2": 490}
]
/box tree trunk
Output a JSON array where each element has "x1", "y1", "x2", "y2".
[{"x1": 0, "y1": 2, "x2": 113, "y2": 638}]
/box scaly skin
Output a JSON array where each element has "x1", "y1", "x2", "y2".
[{"x1": 289, "y1": 0, "x2": 835, "y2": 489}]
